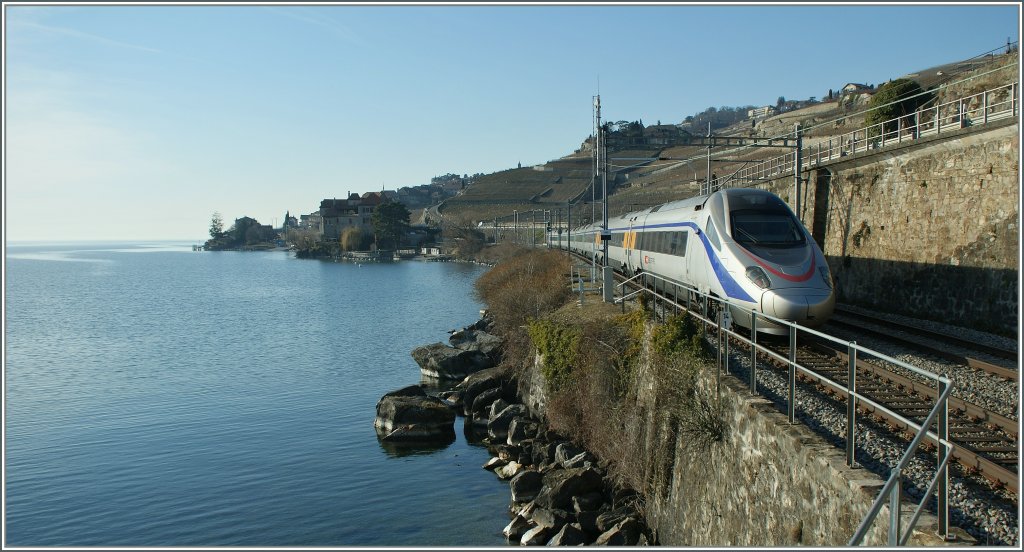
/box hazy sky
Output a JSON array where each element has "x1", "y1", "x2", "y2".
[{"x1": 4, "y1": 2, "x2": 1021, "y2": 241}]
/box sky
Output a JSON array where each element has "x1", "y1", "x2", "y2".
[{"x1": 3, "y1": 2, "x2": 1021, "y2": 241}]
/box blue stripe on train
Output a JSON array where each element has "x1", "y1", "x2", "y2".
[{"x1": 604, "y1": 221, "x2": 754, "y2": 303}]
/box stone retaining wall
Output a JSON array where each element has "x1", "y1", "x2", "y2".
[{"x1": 760, "y1": 121, "x2": 1019, "y2": 333}]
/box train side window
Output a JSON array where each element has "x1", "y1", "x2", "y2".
[{"x1": 706, "y1": 217, "x2": 722, "y2": 250}]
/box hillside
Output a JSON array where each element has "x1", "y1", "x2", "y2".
[{"x1": 437, "y1": 47, "x2": 1018, "y2": 226}]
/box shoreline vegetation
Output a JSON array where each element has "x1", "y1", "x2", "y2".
[{"x1": 375, "y1": 247, "x2": 670, "y2": 545}]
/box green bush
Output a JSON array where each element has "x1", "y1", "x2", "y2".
[{"x1": 526, "y1": 318, "x2": 581, "y2": 389}]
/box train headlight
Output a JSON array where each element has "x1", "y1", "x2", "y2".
[
  {"x1": 819, "y1": 265, "x2": 833, "y2": 289},
  {"x1": 745, "y1": 266, "x2": 771, "y2": 289}
]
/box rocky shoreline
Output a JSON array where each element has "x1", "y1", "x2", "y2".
[{"x1": 374, "y1": 313, "x2": 652, "y2": 546}]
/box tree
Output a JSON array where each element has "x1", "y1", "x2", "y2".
[
  {"x1": 209, "y1": 212, "x2": 224, "y2": 238},
  {"x1": 340, "y1": 227, "x2": 364, "y2": 252},
  {"x1": 372, "y1": 199, "x2": 411, "y2": 250},
  {"x1": 776, "y1": 96, "x2": 786, "y2": 109},
  {"x1": 865, "y1": 78, "x2": 930, "y2": 136},
  {"x1": 229, "y1": 216, "x2": 260, "y2": 246}
]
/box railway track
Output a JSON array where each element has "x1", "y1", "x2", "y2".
[
  {"x1": 826, "y1": 308, "x2": 1018, "y2": 381},
  {"x1": 564, "y1": 253, "x2": 1019, "y2": 494},
  {"x1": 781, "y1": 341, "x2": 1019, "y2": 494}
]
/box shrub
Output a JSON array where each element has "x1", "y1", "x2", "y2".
[{"x1": 526, "y1": 317, "x2": 581, "y2": 390}]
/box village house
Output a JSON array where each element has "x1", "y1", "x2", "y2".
[
  {"x1": 747, "y1": 106, "x2": 775, "y2": 119},
  {"x1": 319, "y1": 192, "x2": 383, "y2": 240}
]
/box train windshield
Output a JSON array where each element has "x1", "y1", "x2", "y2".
[{"x1": 730, "y1": 210, "x2": 805, "y2": 247}]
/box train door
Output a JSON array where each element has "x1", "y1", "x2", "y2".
[{"x1": 624, "y1": 218, "x2": 636, "y2": 273}]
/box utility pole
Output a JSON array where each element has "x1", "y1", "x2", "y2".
[
  {"x1": 595, "y1": 95, "x2": 613, "y2": 303},
  {"x1": 794, "y1": 123, "x2": 803, "y2": 222},
  {"x1": 705, "y1": 122, "x2": 712, "y2": 195}
]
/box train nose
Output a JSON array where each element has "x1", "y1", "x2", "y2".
[{"x1": 764, "y1": 289, "x2": 836, "y2": 327}]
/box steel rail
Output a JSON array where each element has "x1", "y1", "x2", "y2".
[{"x1": 833, "y1": 307, "x2": 1018, "y2": 362}]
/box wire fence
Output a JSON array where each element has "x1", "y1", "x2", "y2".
[{"x1": 726, "y1": 81, "x2": 1018, "y2": 187}]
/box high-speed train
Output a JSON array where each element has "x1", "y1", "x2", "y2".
[{"x1": 549, "y1": 188, "x2": 835, "y2": 335}]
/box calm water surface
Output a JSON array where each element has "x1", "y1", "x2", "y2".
[{"x1": 5, "y1": 242, "x2": 510, "y2": 546}]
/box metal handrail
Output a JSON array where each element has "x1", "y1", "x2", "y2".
[
  {"x1": 604, "y1": 279, "x2": 953, "y2": 546},
  {"x1": 724, "y1": 81, "x2": 1018, "y2": 189}
]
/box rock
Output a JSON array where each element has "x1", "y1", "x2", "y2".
[
  {"x1": 576, "y1": 510, "x2": 601, "y2": 536},
  {"x1": 470, "y1": 387, "x2": 503, "y2": 414},
  {"x1": 554, "y1": 442, "x2": 584, "y2": 464},
  {"x1": 596, "y1": 507, "x2": 633, "y2": 533},
  {"x1": 456, "y1": 365, "x2": 512, "y2": 416},
  {"x1": 531, "y1": 441, "x2": 559, "y2": 469},
  {"x1": 507, "y1": 417, "x2": 540, "y2": 446},
  {"x1": 561, "y1": 451, "x2": 592, "y2": 469},
  {"x1": 572, "y1": 492, "x2": 604, "y2": 513},
  {"x1": 520, "y1": 525, "x2": 552, "y2": 546},
  {"x1": 503, "y1": 515, "x2": 533, "y2": 542},
  {"x1": 534, "y1": 467, "x2": 605, "y2": 510},
  {"x1": 510, "y1": 470, "x2": 544, "y2": 503},
  {"x1": 374, "y1": 389, "x2": 455, "y2": 442},
  {"x1": 595, "y1": 518, "x2": 642, "y2": 546},
  {"x1": 449, "y1": 329, "x2": 504, "y2": 358},
  {"x1": 495, "y1": 461, "x2": 524, "y2": 480},
  {"x1": 547, "y1": 523, "x2": 587, "y2": 546},
  {"x1": 437, "y1": 390, "x2": 463, "y2": 410},
  {"x1": 411, "y1": 342, "x2": 492, "y2": 380},
  {"x1": 531, "y1": 507, "x2": 572, "y2": 531},
  {"x1": 488, "y1": 404, "x2": 529, "y2": 441},
  {"x1": 488, "y1": 398, "x2": 509, "y2": 419},
  {"x1": 379, "y1": 384, "x2": 426, "y2": 399},
  {"x1": 482, "y1": 456, "x2": 506, "y2": 471}
]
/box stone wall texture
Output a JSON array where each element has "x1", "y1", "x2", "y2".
[
  {"x1": 760, "y1": 121, "x2": 1019, "y2": 334},
  {"x1": 639, "y1": 373, "x2": 950, "y2": 547},
  {"x1": 521, "y1": 333, "x2": 957, "y2": 546}
]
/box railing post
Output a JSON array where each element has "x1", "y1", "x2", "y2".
[
  {"x1": 750, "y1": 312, "x2": 757, "y2": 394},
  {"x1": 846, "y1": 341, "x2": 857, "y2": 466},
  {"x1": 983, "y1": 91, "x2": 989, "y2": 125},
  {"x1": 889, "y1": 469, "x2": 902, "y2": 547},
  {"x1": 936, "y1": 105, "x2": 941, "y2": 134},
  {"x1": 717, "y1": 309, "x2": 722, "y2": 400},
  {"x1": 1007, "y1": 82, "x2": 1015, "y2": 117},
  {"x1": 724, "y1": 317, "x2": 730, "y2": 375},
  {"x1": 788, "y1": 324, "x2": 797, "y2": 423},
  {"x1": 959, "y1": 98, "x2": 965, "y2": 128},
  {"x1": 938, "y1": 379, "x2": 950, "y2": 541}
]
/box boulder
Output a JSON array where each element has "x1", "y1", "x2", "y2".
[
  {"x1": 488, "y1": 398, "x2": 509, "y2": 419},
  {"x1": 449, "y1": 329, "x2": 504, "y2": 358},
  {"x1": 554, "y1": 442, "x2": 584, "y2": 465},
  {"x1": 520, "y1": 525, "x2": 552, "y2": 546},
  {"x1": 547, "y1": 523, "x2": 588, "y2": 546},
  {"x1": 534, "y1": 467, "x2": 604, "y2": 510},
  {"x1": 470, "y1": 387, "x2": 504, "y2": 425},
  {"x1": 437, "y1": 390, "x2": 463, "y2": 410},
  {"x1": 531, "y1": 507, "x2": 572, "y2": 531},
  {"x1": 457, "y1": 365, "x2": 512, "y2": 416},
  {"x1": 482, "y1": 456, "x2": 507, "y2": 471},
  {"x1": 596, "y1": 506, "x2": 636, "y2": 533},
  {"x1": 488, "y1": 404, "x2": 529, "y2": 441},
  {"x1": 411, "y1": 342, "x2": 492, "y2": 380},
  {"x1": 374, "y1": 387, "x2": 455, "y2": 442},
  {"x1": 503, "y1": 515, "x2": 533, "y2": 542},
  {"x1": 561, "y1": 451, "x2": 592, "y2": 470},
  {"x1": 576, "y1": 510, "x2": 601, "y2": 537},
  {"x1": 509, "y1": 470, "x2": 544, "y2": 504},
  {"x1": 495, "y1": 460, "x2": 524, "y2": 480},
  {"x1": 572, "y1": 491, "x2": 605, "y2": 513},
  {"x1": 594, "y1": 518, "x2": 642, "y2": 546},
  {"x1": 507, "y1": 417, "x2": 540, "y2": 446}
]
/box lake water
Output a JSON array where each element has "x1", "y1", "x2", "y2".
[{"x1": 4, "y1": 242, "x2": 511, "y2": 547}]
